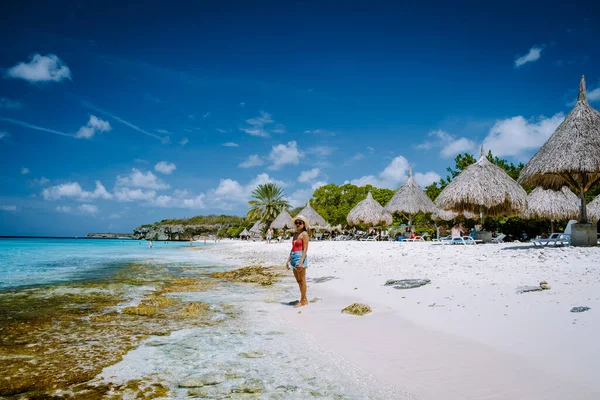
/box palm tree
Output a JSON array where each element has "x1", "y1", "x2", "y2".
[{"x1": 247, "y1": 183, "x2": 290, "y2": 229}]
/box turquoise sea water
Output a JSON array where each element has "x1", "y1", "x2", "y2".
[{"x1": 0, "y1": 238, "x2": 210, "y2": 290}]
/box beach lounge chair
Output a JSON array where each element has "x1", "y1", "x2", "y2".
[
  {"x1": 491, "y1": 233, "x2": 506, "y2": 244},
  {"x1": 531, "y1": 220, "x2": 576, "y2": 247}
]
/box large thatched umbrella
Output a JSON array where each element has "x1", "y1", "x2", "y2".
[
  {"x1": 519, "y1": 76, "x2": 600, "y2": 224},
  {"x1": 239, "y1": 228, "x2": 250, "y2": 239},
  {"x1": 270, "y1": 210, "x2": 293, "y2": 231},
  {"x1": 435, "y1": 147, "x2": 528, "y2": 224},
  {"x1": 298, "y1": 200, "x2": 330, "y2": 231},
  {"x1": 587, "y1": 195, "x2": 600, "y2": 222},
  {"x1": 347, "y1": 192, "x2": 393, "y2": 227},
  {"x1": 385, "y1": 166, "x2": 437, "y2": 232}
]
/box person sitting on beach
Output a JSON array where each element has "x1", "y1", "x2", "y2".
[
  {"x1": 451, "y1": 224, "x2": 461, "y2": 238},
  {"x1": 266, "y1": 228, "x2": 273, "y2": 244},
  {"x1": 285, "y1": 215, "x2": 309, "y2": 308}
]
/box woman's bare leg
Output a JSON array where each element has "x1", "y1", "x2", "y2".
[{"x1": 293, "y1": 267, "x2": 308, "y2": 307}]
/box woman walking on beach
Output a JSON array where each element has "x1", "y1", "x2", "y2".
[{"x1": 286, "y1": 215, "x2": 309, "y2": 308}]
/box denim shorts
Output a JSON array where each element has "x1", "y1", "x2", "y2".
[{"x1": 290, "y1": 251, "x2": 308, "y2": 268}]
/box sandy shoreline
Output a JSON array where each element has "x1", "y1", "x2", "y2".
[{"x1": 203, "y1": 240, "x2": 600, "y2": 400}]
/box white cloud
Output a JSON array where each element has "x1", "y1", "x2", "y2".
[
  {"x1": 304, "y1": 129, "x2": 336, "y2": 136},
  {"x1": 587, "y1": 87, "x2": 600, "y2": 103},
  {"x1": 115, "y1": 168, "x2": 170, "y2": 189},
  {"x1": 79, "y1": 204, "x2": 99, "y2": 214},
  {"x1": 154, "y1": 161, "x2": 176, "y2": 175},
  {"x1": 0, "y1": 117, "x2": 72, "y2": 137},
  {"x1": 239, "y1": 154, "x2": 264, "y2": 168},
  {"x1": 482, "y1": 113, "x2": 565, "y2": 160},
  {"x1": 307, "y1": 145, "x2": 335, "y2": 157},
  {"x1": 240, "y1": 111, "x2": 279, "y2": 138},
  {"x1": 268, "y1": 141, "x2": 302, "y2": 170},
  {"x1": 366, "y1": 146, "x2": 375, "y2": 153},
  {"x1": 203, "y1": 112, "x2": 211, "y2": 119},
  {"x1": 55, "y1": 204, "x2": 99, "y2": 215},
  {"x1": 222, "y1": 142, "x2": 239, "y2": 147},
  {"x1": 156, "y1": 129, "x2": 170, "y2": 134},
  {"x1": 217, "y1": 128, "x2": 228, "y2": 133},
  {"x1": 349, "y1": 155, "x2": 440, "y2": 189},
  {"x1": 43, "y1": 181, "x2": 112, "y2": 201},
  {"x1": 0, "y1": 205, "x2": 17, "y2": 211},
  {"x1": 179, "y1": 137, "x2": 189, "y2": 146},
  {"x1": 298, "y1": 168, "x2": 320, "y2": 183},
  {"x1": 515, "y1": 46, "x2": 543, "y2": 68},
  {"x1": 0, "y1": 97, "x2": 22, "y2": 109},
  {"x1": 6, "y1": 54, "x2": 72, "y2": 83},
  {"x1": 114, "y1": 187, "x2": 157, "y2": 202},
  {"x1": 21, "y1": 167, "x2": 30, "y2": 175},
  {"x1": 211, "y1": 173, "x2": 287, "y2": 206},
  {"x1": 75, "y1": 115, "x2": 112, "y2": 139},
  {"x1": 240, "y1": 102, "x2": 246, "y2": 108},
  {"x1": 417, "y1": 130, "x2": 477, "y2": 159}
]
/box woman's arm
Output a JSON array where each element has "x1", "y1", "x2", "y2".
[{"x1": 299, "y1": 232, "x2": 309, "y2": 267}]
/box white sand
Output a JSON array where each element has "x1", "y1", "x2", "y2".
[{"x1": 204, "y1": 240, "x2": 600, "y2": 400}]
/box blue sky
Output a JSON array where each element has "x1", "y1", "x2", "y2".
[{"x1": 1, "y1": 0, "x2": 599, "y2": 236}]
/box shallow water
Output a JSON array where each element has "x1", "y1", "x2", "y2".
[{"x1": 0, "y1": 239, "x2": 409, "y2": 399}]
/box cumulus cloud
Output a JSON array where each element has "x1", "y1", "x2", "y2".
[
  {"x1": 298, "y1": 168, "x2": 320, "y2": 183},
  {"x1": 239, "y1": 154, "x2": 264, "y2": 168},
  {"x1": 114, "y1": 187, "x2": 157, "y2": 202},
  {"x1": 482, "y1": 113, "x2": 565, "y2": 160},
  {"x1": 211, "y1": 173, "x2": 287, "y2": 206},
  {"x1": 21, "y1": 167, "x2": 30, "y2": 175},
  {"x1": 268, "y1": 141, "x2": 302, "y2": 170},
  {"x1": 115, "y1": 168, "x2": 170, "y2": 190},
  {"x1": 30, "y1": 177, "x2": 50, "y2": 186},
  {"x1": 6, "y1": 54, "x2": 72, "y2": 83},
  {"x1": 348, "y1": 156, "x2": 440, "y2": 189},
  {"x1": 222, "y1": 142, "x2": 239, "y2": 147},
  {"x1": 417, "y1": 130, "x2": 478, "y2": 159},
  {"x1": 154, "y1": 161, "x2": 176, "y2": 175},
  {"x1": 0, "y1": 205, "x2": 17, "y2": 211},
  {"x1": 0, "y1": 97, "x2": 22, "y2": 109},
  {"x1": 75, "y1": 115, "x2": 112, "y2": 139},
  {"x1": 514, "y1": 46, "x2": 543, "y2": 68},
  {"x1": 240, "y1": 111, "x2": 281, "y2": 138},
  {"x1": 43, "y1": 181, "x2": 112, "y2": 201},
  {"x1": 585, "y1": 86, "x2": 600, "y2": 103},
  {"x1": 78, "y1": 204, "x2": 99, "y2": 214}
]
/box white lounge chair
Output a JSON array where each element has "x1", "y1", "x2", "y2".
[
  {"x1": 491, "y1": 233, "x2": 506, "y2": 244},
  {"x1": 531, "y1": 220, "x2": 576, "y2": 247}
]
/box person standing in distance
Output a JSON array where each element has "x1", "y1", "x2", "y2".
[{"x1": 286, "y1": 215, "x2": 310, "y2": 308}]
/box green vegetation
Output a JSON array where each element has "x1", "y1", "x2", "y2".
[{"x1": 246, "y1": 183, "x2": 290, "y2": 229}]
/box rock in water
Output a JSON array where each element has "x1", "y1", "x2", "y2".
[
  {"x1": 179, "y1": 373, "x2": 226, "y2": 388},
  {"x1": 570, "y1": 306, "x2": 591, "y2": 313},
  {"x1": 385, "y1": 279, "x2": 431, "y2": 289},
  {"x1": 341, "y1": 303, "x2": 372, "y2": 316}
]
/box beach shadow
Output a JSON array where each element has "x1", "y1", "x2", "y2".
[
  {"x1": 281, "y1": 300, "x2": 300, "y2": 307},
  {"x1": 501, "y1": 244, "x2": 558, "y2": 251},
  {"x1": 309, "y1": 276, "x2": 338, "y2": 284}
]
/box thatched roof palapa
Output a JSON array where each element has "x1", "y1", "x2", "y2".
[
  {"x1": 432, "y1": 209, "x2": 458, "y2": 221},
  {"x1": 385, "y1": 166, "x2": 437, "y2": 220},
  {"x1": 270, "y1": 210, "x2": 293, "y2": 230},
  {"x1": 239, "y1": 228, "x2": 250, "y2": 237},
  {"x1": 435, "y1": 147, "x2": 528, "y2": 219},
  {"x1": 347, "y1": 192, "x2": 393, "y2": 227},
  {"x1": 587, "y1": 195, "x2": 600, "y2": 221},
  {"x1": 519, "y1": 76, "x2": 600, "y2": 223},
  {"x1": 525, "y1": 186, "x2": 579, "y2": 220},
  {"x1": 298, "y1": 200, "x2": 330, "y2": 230},
  {"x1": 249, "y1": 221, "x2": 264, "y2": 235}
]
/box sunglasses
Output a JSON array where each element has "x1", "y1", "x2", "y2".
[{"x1": 294, "y1": 221, "x2": 304, "y2": 225}]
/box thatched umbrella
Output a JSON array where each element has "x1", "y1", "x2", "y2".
[
  {"x1": 249, "y1": 221, "x2": 264, "y2": 237},
  {"x1": 519, "y1": 76, "x2": 600, "y2": 224},
  {"x1": 298, "y1": 200, "x2": 330, "y2": 231},
  {"x1": 526, "y1": 187, "x2": 579, "y2": 220},
  {"x1": 435, "y1": 147, "x2": 528, "y2": 224},
  {"x1": 385, "y1": 166, "x2": 437, "y2": 232},
  {"x1": 587, "y1": 194, "x2": 600, "y2": 222},
  {"x1": 270, "y1": 210, "x2": 293, "y2": 231},
  {"x1": 239, "y1": 228, "x2": 250, "y2": 239},
  {"x1": 347, "y1": 192, "x2": 393, "y2": 227}
]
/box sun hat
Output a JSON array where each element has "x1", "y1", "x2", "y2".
[{"x1": 291, "y1": 215, "x2": 310, "y2": 230}]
